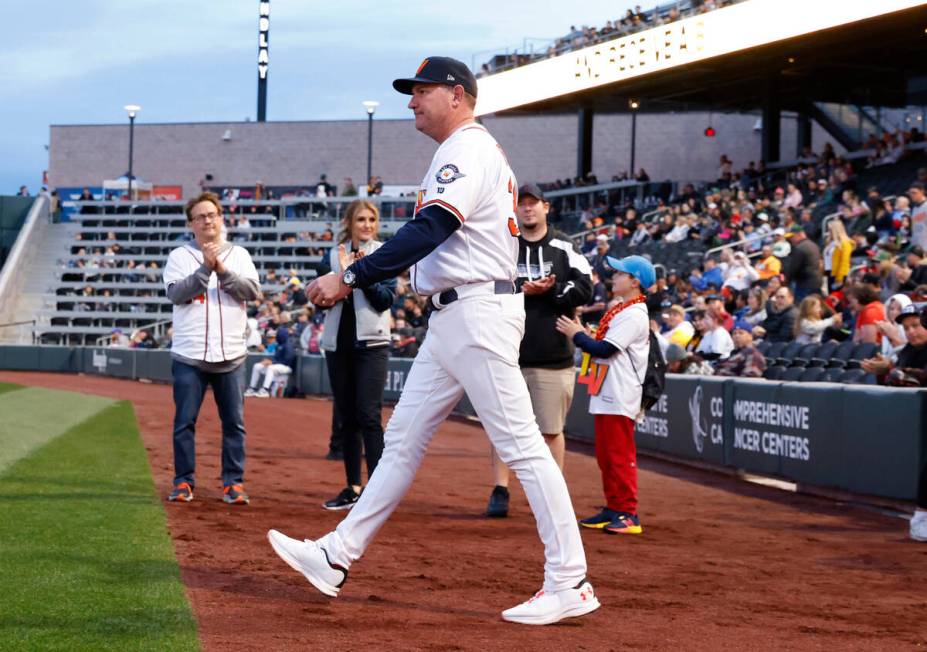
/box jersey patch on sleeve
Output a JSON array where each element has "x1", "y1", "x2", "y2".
[{"x1": 436, "y1": 164, "x2": 466, "y2": 185}]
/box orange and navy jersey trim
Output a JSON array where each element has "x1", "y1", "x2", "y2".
[{"x1": 417, "y1": 199, "x2": 465, "y2": 224}]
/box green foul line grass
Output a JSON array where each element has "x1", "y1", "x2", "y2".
[
  {"x1": 0, "y1": 381, "x2": 24, "y2": 396},
  {"x1": 0, "y1": 401, "x2": 199, "y2": 652},
  {"x1": 0, "y1": 385, "x2": 117, "y2": 475}
]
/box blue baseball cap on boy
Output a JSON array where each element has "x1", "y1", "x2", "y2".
[{"x1": 604, "y1": 254, "x2": 656, "y2": 290}]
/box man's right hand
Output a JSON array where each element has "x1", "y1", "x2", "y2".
[
  {"x1": 202, "y1": 242, "x2": 219, "y2": 270},
  {"x1": 861, "y1": 353, "x2": 891, "y2": 376}
]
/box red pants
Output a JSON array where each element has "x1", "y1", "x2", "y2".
[{"x1": 594, "y1": 414, "x2": 638, "y2": 515}]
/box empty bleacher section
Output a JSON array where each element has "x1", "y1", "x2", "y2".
[{"x1": 33, "y1": 198, "x2": 415, "y2": 345}]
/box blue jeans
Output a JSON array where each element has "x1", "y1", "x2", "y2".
[{"x1": 172, "y1": 359, "x2": 247, "y2": 488}]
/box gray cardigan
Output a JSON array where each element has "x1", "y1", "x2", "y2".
[{"x1": 321, "y1": 239, "x2": 393, "y2": 351}]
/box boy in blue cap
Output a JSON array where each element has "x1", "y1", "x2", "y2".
[{"x1": 556, "y1": 254, "x2": 655, "y2": 535}]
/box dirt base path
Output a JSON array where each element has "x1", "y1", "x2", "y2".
[{"x1": 3, "y1": 371, "x2": 926, "y2": 651}]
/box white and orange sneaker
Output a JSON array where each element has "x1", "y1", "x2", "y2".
[
  {"x1": 267, "y1": 529, "x2": 348, "y2": 597},
  {"x1": 501, "y1": 580, "x2": 601, "y2": 625}
]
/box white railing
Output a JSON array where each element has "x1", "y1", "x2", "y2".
[
  {"x1": 93, "y1": 317, "x2": 174, "y2": 348},
  {"x1": 0, "y1": 195, "x2": 47, "y2": 329},
  {"x1": 703, "y1": 231, "x2": 771, "y2": 259}
]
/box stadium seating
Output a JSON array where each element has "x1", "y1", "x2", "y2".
[{"x1": 35, "y1": 204, "x2": 411, "y2": 345}]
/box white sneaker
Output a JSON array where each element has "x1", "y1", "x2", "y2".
[
  {"x1": 243, "y1": 388, "x2": 256, "y2": 397},
  {"x1": 267, "y1": 529, "x2": 347, "y2": 597},
  {"x1": 501, "y1": 580, "x2": 601, "y2": 625},
  {"x1": 255, "y1": 388, "x2": 270, "y2": 398},
  {"x1": 911, "y1": 511, "x2": 927, "y2": 542}
]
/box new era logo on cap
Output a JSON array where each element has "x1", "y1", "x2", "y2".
[{"x1": 393, "y1": 56, "x2": 478, "y2": 98}]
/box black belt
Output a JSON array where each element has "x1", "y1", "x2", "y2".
[{"x1": 430, "y1": 281, "x2": 518, "y2": 311}]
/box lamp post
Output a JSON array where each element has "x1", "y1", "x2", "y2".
[
  {"x1": 362, "y1": 100, "x2": 379, "y2": 189},
  {"x1": 628, "y1": 99, "x2": 640, "y2": 180},
  {"x1": 124, "y1": 104, "x2": 141, "y2": 200}
]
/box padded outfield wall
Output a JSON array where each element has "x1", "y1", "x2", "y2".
[{"x1": 1, "y1": 345, "x2": 923, "y2": 503}]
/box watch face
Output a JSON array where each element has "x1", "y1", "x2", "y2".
[{"x1": 343, "y1": 270, "x2": 355, "y2": 286}]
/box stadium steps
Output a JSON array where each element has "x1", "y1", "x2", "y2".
[{"x1": 0, "y1": 221, "x2": 72, "y2": 344}]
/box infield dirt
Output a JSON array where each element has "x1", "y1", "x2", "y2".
[{"x1": 2, "y1": 371, "x2": 925, "y2": 651}]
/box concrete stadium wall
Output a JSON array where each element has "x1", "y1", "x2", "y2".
[
  {"x1": 1, "y1": 345, "x2": 922, "y2": 502},
  {"x1": 48, "y1": 112, "x2": 840, "y2": 198}
]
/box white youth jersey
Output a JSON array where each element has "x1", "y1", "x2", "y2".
[
  {"x1": 163, "y1": 242, "x2": 259, "y2": 362},
  {"x1": 410, "y1": 123, "x2": 519, "y2": 295},
  {"x1": 588, "y1": 303, "x2": 649, "y2": 418}
]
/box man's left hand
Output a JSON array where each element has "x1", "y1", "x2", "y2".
[
  {"x1": 307, "y1": 272, "x2": 352, "y2": 308},
  {"x1": 523, "y1": 274, "x2": 556, "y2": 296}
]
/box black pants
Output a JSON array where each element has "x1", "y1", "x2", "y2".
[{"x1": 326, "y1": 345, "x2": 389, "y2": 487}]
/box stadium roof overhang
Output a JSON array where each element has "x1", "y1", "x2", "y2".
[{"x1": 475, "y1": 0, "x2": 927, "y2": 117}]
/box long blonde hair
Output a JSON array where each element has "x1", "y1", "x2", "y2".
[
  {"x1": 338, "y1": 199, "x2": 379, "y2": 245},
  {"x1": 794, "y1": 295, "x2": 824, "y2": 338},
  {"x1": 828, "y1": 219, "x2": 850, "y2": 246}
]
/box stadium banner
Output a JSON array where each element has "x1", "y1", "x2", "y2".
[
  {"x1": 570, "y1": 374, "x2": 925, "y2": 501},
  {"x1": 153, "y1": 185, "x2": 183, "y2": 201},
  {"x1": 81, "y1": 348, "x2": 136, "y2": 379},
  {"x1": 1, "y1": 347, "x2": 923, "y2": 500},
  {"x1": 476, "y1": 0, "x2": 925, "y2": 116}
]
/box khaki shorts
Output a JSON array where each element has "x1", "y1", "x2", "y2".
[{"x1": 521, "y1": 366, "x2": 576, "y2": 435}]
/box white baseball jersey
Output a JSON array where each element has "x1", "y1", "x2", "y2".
[
  {"x1": 409, "y1": 123, "x2": 519, "y2": 295},
  {"x1": 163, "y1": 243, "x2": 259, "y2": 362},
  {"x1": 588, "y1": 303, "x2": 649, "y2": 418}
]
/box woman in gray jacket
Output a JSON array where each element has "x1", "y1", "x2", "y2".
[{"x1": 321, "y1": 200, "x2": 396, "y2": 510}]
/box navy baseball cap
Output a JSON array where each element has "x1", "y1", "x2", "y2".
[
  {"x1": 393, "y1": 57, "x2": 478, "y2": 98},
  {"x1": 517, "y1": 183, "x2": 545, "y2": 201},
  {"x1": 895, "y1": 303, "x2": 921, "y2": 324},
  {"x1": 604, "y1": 255, "x2": 656, "y2": 290}
]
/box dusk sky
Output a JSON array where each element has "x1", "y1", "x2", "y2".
[{"x1": 1, "y1": 0, "x2": 637, "y2": 195}]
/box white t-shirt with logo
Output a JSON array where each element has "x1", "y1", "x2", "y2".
[
  {"x1": 410, "y1": 123, "x2": 519, "y2": 295},
  {"x1": 588, "y1": 302, "x2": 650, "y2": 418},
  {"x1": 695, "y1": 326, "x2": 734, "y2": 359}
]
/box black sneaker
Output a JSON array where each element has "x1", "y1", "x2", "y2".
[
  {"x1": 579, "y1": 507, "x2": 620, "y2": 529},
  {"x1": 325, "y1": 448, "x2": 344, "y2": 461},
  {"x1": 486, "y1": 485, "x2": 510, "y2": 518},
  {"x1": 322, "y1": 486, "x2": 360, "y2": 511}
]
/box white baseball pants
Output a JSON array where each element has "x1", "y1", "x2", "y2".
[
  {"x1": 250, "y1": 363, "x2": 291, "y2": 390},
  {"x1": 319, "y1": 292, "x2": 588, "y2": 592}
]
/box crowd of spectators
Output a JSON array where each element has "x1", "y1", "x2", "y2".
[
  {"x1": 478, "y1": 0, "x2": 743, "y2": 76},
  {"x1": 564, "y1": 142, "x2": 927, "y2": 386}
]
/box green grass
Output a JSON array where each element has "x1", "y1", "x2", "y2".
[
  {"x1": 0, "y1": 401, "x2": 199, "y2": 651},
  {"x1": 0, "y1": 385, "x2": 116, "y2": 475},
  {"x1": 0, "y1": 381, "x2": 24, "y2": 396}
]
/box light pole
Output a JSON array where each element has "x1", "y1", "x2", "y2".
[
  {"x1": 362, "y1": 100, "x2": 379, "y2": 188},
  {"x1": 124, "y1": 104, "x2": 141, "y2": 200},
  {"x1": 628, "y1": 99, "x2": 640, "y2": 179}
]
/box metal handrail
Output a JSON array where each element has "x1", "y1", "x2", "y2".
[
  {"x1": 568, "y1": 223, "x2": 614, "y2": 244},
  {"x1": 703, "y1": 231, "x2": 772, "y2": 259},
  {"x1": 66, "y1": 196, "x2": 418, "y2": 223},
  {"x1": 93, "y1": 317, "x2": 173, "y2": 347},
  {"x1": 0, "y1": 320, "x2": 37, "y2": 345},
  {"x1": 820, "y1": 194, "x2": 896, "y2": 237}
]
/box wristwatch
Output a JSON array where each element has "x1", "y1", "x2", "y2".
[{"x1": 342, "y1": 268, "x2": 357, "y2": 288}]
